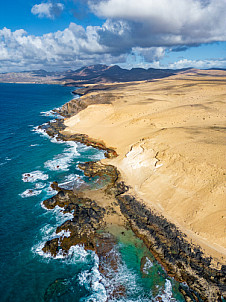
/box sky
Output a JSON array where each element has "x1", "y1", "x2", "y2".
[{"x1": 0, "y1": 0, "x2": 226, "y2": 72}]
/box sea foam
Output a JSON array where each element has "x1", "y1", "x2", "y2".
[
  {"x1": 44, "y1": 141, "x2": 79, "y2": 171},
  {"x1": 78, "y1": 253, "x2": 107, "y2": 302},
  {"x1": 22, "y1": 170, "x2": 49, "y2": 183},
  {"x1": 20, "y1": 189, "x2": 42, "y2": 198}
]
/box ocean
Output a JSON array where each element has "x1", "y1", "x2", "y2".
[{"x1": 0, "y1": 83, "x2": 186, "y2": 301}]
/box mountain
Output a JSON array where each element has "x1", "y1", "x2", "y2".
[
  {"x1": 61, "y1": 64, "x2": 185, "y2": 84},
  {"x1": 1, "y1": 64, "x2": 224, "y2": 85}
]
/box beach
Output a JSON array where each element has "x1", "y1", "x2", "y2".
[{"x1": 53, "y1": 69, "x2": 226, "y2": 299}]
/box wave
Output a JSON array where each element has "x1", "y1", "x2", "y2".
[
  {"x1": 44, "y1": 141, "x2": 79, "y2": 171},
  {"x1": 22, "y1": 170, "x2": 49, "y2": 183},
  {"x1": 32, "y1": 123, "x2": 49, "y2": 137},
  {"x1": 20, "y1": 189, "x2": 42, "y2": 198},
  {"x1": 40, "y1": 109, "x2": 64, "y2": 119},
  {"x1": 142, "y1": 257, "x2": 154, "y2": 275},
  {"x1": 35, "y1": 182, "x2": 46, "y2": 189},
  {"x1": 78, "y1": 253, "x2": 107, "y2": 302},
  {"x1": 58, "y1": 173, "x2": 85, "y2": 190}
]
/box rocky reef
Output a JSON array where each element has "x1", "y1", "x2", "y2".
[
  {"x1": 43, "y1": 187, "x2": 106, "y2": 255},
  {"x1": 42, "y1": 163, "x2": 127, "y2": 300}
]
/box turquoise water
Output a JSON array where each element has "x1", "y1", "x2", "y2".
[{"x1": 0, "y1": 83, "x2": 186, "y2": 301}]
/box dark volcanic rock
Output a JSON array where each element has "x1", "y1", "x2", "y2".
[
  {"x1": 42, "y1": 186, "x2": 106, "y2": 256},
  {"x1": 114, "y1": 183, "x2": 226, "y2": 301}
]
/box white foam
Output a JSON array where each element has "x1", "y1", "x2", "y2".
[
  {"x1": 40, "y1": 109, "x2": 55, "y2": 117},
  {"x1": 42, "y1": 183, "x2": 58, "y2": 197},
  {"x1": 72, "y1": 95, "x2": 80, "y2": 100},
  {"x1": 78, "y1": 253, "x2": 107, "y2": 302},
  {"x1": 64, "y1": 174, "x2": 80, "y2": 182},
  {"x1": 32, "y1": 123, "x2": 49, "y2": 137},
  {"x1": 40, "y1": 224, "x2": 56, "y2": 237},
  {"x1": 33, "y1": 240, "x2": 94, "y2": 264},
  {"x1": 156, "y1": 279, "x2": 176, "y2": 302},
  {"x1": 44, "y1": 142, "x2": 79, "y2": 171},
  {"x1": 20, "y1": 189, "x2": 42, "y2": 198},
  {"x1": 30, "y1": 144, "x2": 39, "y2": 147},
  {"x1": 96, "y1": 247, "x2": 140, "y2": 300},
  {"x1": 142, "y1": 257, "x2": 153, "y2": 275},
  {"x1": 40, "y1": 108, "x2": 63, "y2": 119},
  {"x1": 57, "y1": 230, "x2": 71, "y2": 238},
  {"x1": 50, "y1": 136, "x2": 64, "y2": 144},
  {"x1": 35, "y1": 182, "x2": 46, "y2": 189},
  {"x1": 54, "y1": 206, "x2": 74, "y2": 224},
  {"x1": 58, "y1": 174, "x2": 85, "y2": 190},
  {"x1": 22, "y1": 170, "x2": 49, "y2": 183}
]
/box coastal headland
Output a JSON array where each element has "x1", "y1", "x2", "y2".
[{"x1": 42, "y1": 69, "x2": 226, "y2": 301}]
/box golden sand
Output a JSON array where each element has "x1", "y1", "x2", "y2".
[{"x1": 62, "y1": 69, "x2": 226, "y2": 263}]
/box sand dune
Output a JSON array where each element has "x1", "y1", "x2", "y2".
[{"x1": 63, "y1": 70, "x2": 226, "y2": 263}]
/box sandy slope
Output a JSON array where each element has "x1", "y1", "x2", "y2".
[{"x1": 63, "y1": 70, "x2": 226, "y2": 263}]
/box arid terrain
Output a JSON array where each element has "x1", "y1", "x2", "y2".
[{"x1": 62, "y1": 69, "x2": 226, "y2": 264}]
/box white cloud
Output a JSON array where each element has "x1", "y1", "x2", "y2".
[
  {"x1": 0, "y1": 24, "x2": 129, "y2": 72},
  {"x1": 168, "y1": 58, "x2": 226, "y2": 69},
  {"x1": 31, "y1": 2, "x2": 64, "y2": 19},
  {"x1": 1, "y1": 0, "x2": 226, "y2": 72},
  {"x1": 90, "y1": 0, "x2": 226, "y2": 46},
  {"x1": 0, "y1": 23, "x2": 225, "y2": 73}
]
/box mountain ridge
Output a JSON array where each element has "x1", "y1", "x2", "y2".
[{"x1": 0, "y1": 64, "x2": 225, "y2": 85}]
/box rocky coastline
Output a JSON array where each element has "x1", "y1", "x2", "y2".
[{"x1": 40, "y1": 89, "x2": 225, "y2": 301}]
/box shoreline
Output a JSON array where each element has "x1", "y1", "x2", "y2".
[
  {"x1": 44, "y1": 119, "x2": 225, "y2": 301},
  {"x1": 41, "y1": 70, "x2": 226, "y2": 301}
]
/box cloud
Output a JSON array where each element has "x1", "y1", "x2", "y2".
[
  {"x1": 0, "y1": 22, "x2": 225, "y2": 73},
  {"x1": 1, "y1": 0, "x2": 226, "y2": 72},
  {"x1": 168, "y1": 58, "x2": 226, "y2": 69},
  {"x1": 0, "y1": 24, "x2": 129, "y2": 72},
  {"x1": 31, "y1": 2, "x2": 64, "y2": 19},
  {"x1": 90, "y1": 0, "x2": 226, "y2": 47}
]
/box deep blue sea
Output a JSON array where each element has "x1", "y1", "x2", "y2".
[{"x1": 0, "y1": 83, "x2": 186, "y2": 302}]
